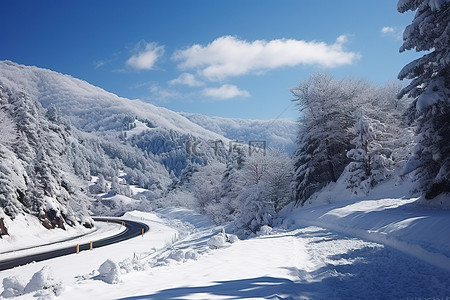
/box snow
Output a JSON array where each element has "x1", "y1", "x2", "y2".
[
  {"x1": 95, "y1": 260, "x2": 121, "y2": 284},
  {"x1": 256, "y1": 225, "x2": 273, "y2": 236},
  {"x1": 125, "y1": 120, "x2": 150, "y2": 137},
  {"x1": 0, "y1": 277, "x2": 25, "y2": 298},
  {"x1": 206, "y1": 231, "x2": 238, "y2": 249},
  {"x1": 1, "y1": 266, "x2": 63, "y2": 298},
  {"x1": 280, "y1": 180, "x2": 450, "y2": 272},
  {"x1": 1, "y1": 205, "x2": 449, "y2": 299},
  {"x1": 23, "y1": 266, "x2": 62, "y2": 296},
  {"x1": 0, "y1": 61, "x2": 226, "y2": 141}
]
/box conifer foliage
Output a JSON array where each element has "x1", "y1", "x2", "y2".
[{"x1": 398, "y1": 0, "x2": 450, "y2": 199}]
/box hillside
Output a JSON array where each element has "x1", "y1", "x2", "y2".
[
  {"x1": 0, "y1": 83, "x2": 93, "y2": 232},
  {"x1": 181, "y1": 113, "x2": 297, "y2": 154},
  {"x1": 0, "y1": 61, "x2": 231, "y2": 237}
]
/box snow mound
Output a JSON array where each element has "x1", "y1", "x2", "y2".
[
  {"x1": 256, "y1": 225, "x2": 273, "y2": 236},
  {"x1": 95, "y1": 259, "x2": 121, "y2": 284},
  {"x1": 24, "y1": 266, "x2": 63, "y2": 297},
  {"x1": 207, "y1": 232, "x2": 239, "y2": 249},
  {"x1": 167, "y1": 249, "x2": 200, "y2": 262},
  {"x1": 1, "y1": 276, "x2": 25, "y2": 298}
]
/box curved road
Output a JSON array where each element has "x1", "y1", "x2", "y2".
[{"x1": 0, "y1": 218, "x2": 149, "y2": 271}]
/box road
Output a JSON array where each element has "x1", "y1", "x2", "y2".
[{"x1": 0, "y1": 218, "x2": 149, "y2": 271}]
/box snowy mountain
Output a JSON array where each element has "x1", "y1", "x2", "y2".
[
  {"x1": 181, "y1": 113, "x2": 297, "y2": 154},
  {"x1": 0, "y1": 61, "x2": 231, "y2": 235},
  {"x1": 0, "y1": 61, "x2": 226, "y2": 140}
]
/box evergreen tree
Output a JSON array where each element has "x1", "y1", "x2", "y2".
[
  {"x1": 397, "y1": 0, "x2": 450, "y2": 199},
  {"x1": 344, "y1": 113, "x2": 395, "y2": 194},
  {"x1": 109, "y1": 176, "x2": 120, "y2": 195}
]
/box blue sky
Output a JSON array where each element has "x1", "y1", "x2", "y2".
[{"x1": 1, "y1": 0, "x2": 418, "y2": 120}]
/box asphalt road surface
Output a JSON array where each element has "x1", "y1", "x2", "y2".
[{"x1": 0, "y1": 218, "x2": 149, "y2": 271}]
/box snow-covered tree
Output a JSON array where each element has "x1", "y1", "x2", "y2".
[
  {"x1": 221, "y1": 143, "x2": 247, "y2": 199},
  {"x1": 0, "y1": 110, "x2": 17, "y2": 145},
  {"x1": 344, "y1": 113, "x2": 395, "y2": 194},
  {"x1": 109, "y1": 176, "x2": 120, "y2": 195},
  {"x1": 397, "y1": 0, "x2": 450, "y2": 199},
  {"x1": 45, "y1": 104, "x2": 62, "y2": 124},
  {"x1": 232, "y1": 185, "x2": 274, "y2": 236},
  {"x1": 291, "y1": 74, "x2": 367, "y2": 205},
  {"x1": 0, "y1": 84, "x2": 94, "y2": 229},
  {"x1": 230, "y1": 150, "x2": 293, "y2": 235},
  {"x1": 255, "y1": 149, "x2": 293, "y2": 213},
  {"x1": 192, "y1": 163, "x2": 225, "y2": 209}
]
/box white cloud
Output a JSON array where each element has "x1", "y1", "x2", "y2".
[
  {"x1": 381, "y1": 26, "x2": 402, "y2": 40},
  {"x1": 381, "y1": 26, "x2": 395, "y2": 34},
  {"x1": 94, "y1": 60, "x2": 108, "y2": 69},
  {"x1": 147, "y1": 83, "x2": 180, "y2": 103},
  {"x1": 169, "y1": 73, "x2": 204, "y2": 87},
  {"x1": 126, "y1": 41, "x2": 164, "y2": 70},
  {"x1": 202, "y1": 84, "x2": 250, "y2": 100},
  {"x1": 173, "y1": 35, "x2": 359, "y2": 81}
]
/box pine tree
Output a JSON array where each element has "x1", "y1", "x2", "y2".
[
  {"x1": 109, "y1": 176, "x2": 120, "y2": 195},
  {"x1": 344, "y1": 113, "x2": 395, "y2": 194},
  {"x1": 398, "y1": 0, "x2": 450, "y2": 199}
]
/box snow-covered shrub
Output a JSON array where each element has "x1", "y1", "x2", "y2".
[
  {"x1": 1, "y1": 276, "x2": 25, "y2": 298},
  {"x1": 256, "y1": 225, "x2": 273, "y2": 236},
  {"x1": 95, "y1": 259, "x2": 121, "y2": 284},
  {"x1": 207, "y1": 233, "x2": 228, "y2": 249},
  {"x1": 226, "y1": 234, "x2": 239, "y2": 244},
  {"x1": 23, "y1": 266, "x2": 63, "y2": 296},
  {"x1": 167, "y1": 249, "x2": 200, "y2": 262},
  {"x1": 168, "y1": 249, "x2": 186, "y2": 262},
  {"x1": 184, "y1": 250, "x2": 199, "y2": 260},
  {"x1": 207, "y1": 231, "x2": 239, "y2": 249},
  {"x1": 119, "y1": 257, "x2": 148, "y2": 273},
  {"x1": 151, "y1": 190, "x2": 197, "y2": 210}
]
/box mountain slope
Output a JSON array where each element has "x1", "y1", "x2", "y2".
[
  {"x1": 0, "y1": 61, "x2": 225, "y2": 140},
  {"x1": 0, "y1": 82, "x2": 93, "y2": 233},
  {"x1": 181, "y1": 112, "x2": 297, "y2": 154},
  {"x1": 0, "y1": 61, "x2": 231, "y2": 236}
]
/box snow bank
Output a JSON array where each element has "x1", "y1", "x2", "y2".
[{"x1": 281, "y1": 187, "x2": 450, "y2": 272}]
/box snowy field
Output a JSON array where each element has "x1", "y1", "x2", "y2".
[{"x1": 1, "y1": 200, "x2": 450, "y2": 299}]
